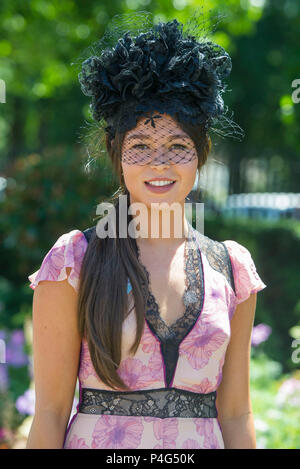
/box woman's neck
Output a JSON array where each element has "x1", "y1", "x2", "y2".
[{"x1": 128, "y1": 199, "x2": 190, "y2": 247}]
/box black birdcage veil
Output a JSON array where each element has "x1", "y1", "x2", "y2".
[{"x1": 71, "y1": 7, "x2": 245, "y2": 172}]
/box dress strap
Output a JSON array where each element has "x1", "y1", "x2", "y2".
[
  {"x1": 191, "y1": 227, "x2": 236, "y2": 294},
  {"x1": 82, "y1": 226, "x2": 96, "y2": 243}
]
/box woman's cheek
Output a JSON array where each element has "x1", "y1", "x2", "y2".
[
  {"x1": 178, "y1": 164, "x2": 198, "y2": 194},
  {"x1": 122, "y1": 167, "x2": 145, "y2": 198}
]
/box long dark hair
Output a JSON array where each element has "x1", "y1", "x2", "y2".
[{"x1": 77, "y1": 113, "x2": 212, "y2": 391}]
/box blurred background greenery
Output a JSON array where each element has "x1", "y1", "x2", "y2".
[{"x1": 0, "y1": 0, "x2": 299, "y2": 449}]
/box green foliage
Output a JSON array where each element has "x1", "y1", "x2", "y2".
[
  {"x1": 0, "y1": 0, "x2": 299, "y2": 449},
  {"x1": 1, "y1": 0, "x2": 299, "y2": 191},
  {"x1": 0, "y1": 390, "x2": 26, "y2": 437},
  {"x1": 203, "y1": 213, "x2": 300, "y2": 374},
  {"x1": 250, "y1": 353, "x2": 300, "y2": 449},
  {"x1": 0, "y1": 145, "x2": 118, "y2": 328}
]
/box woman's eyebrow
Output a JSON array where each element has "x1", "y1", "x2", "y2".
[{"x1": 126, "y1": 133, "x2": 190, "y2": 141}]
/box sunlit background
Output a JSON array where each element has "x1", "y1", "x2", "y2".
[{"x1": 0, "y1": 0, "x2": 299, "y2": 449}]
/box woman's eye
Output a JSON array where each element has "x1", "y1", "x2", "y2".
[
  {"x1": 171, "y1": 144, "x2": 189, "y2": 150},
  {"x1": 131, "y1": 143, "x2": 190, "y2": 151},
  {"x1": 132, "y1": 144, "x2": 148, "y2": 150}
]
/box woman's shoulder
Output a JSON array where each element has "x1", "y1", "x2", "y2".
[
  {"x1": 221, "y1": 239, "x2": 267, "y2": 304},
  {"x1": 28, "y1": 228, "x2": 89, "y2": 293},
  {"x1": 192, "y1": 228, "x2": 235, "y2": 290},
  {"x1": 192, "y1": 228, "x2": 266, "y2": 304}
]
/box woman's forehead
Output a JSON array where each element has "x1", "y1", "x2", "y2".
[
  {"x1": 125, "y1": 114, "x2": 190, "y2": 142},
  {"x1": 125, "y1": 132, "x2": 190, "y2": 142}
]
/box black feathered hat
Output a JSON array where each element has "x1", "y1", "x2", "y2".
[{"x1": 72, "y1": 9, "x2": 244, "y2": 167}]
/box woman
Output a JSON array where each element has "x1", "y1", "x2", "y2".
[{"x1": 26, "y1": 11, "x2": 266, "y2": 449}]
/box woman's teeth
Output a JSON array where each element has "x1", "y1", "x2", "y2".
[{"x1": 146, "y1": 180, "x2": 175, "y2": 186}]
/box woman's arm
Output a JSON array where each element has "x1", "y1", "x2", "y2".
[
  {"x1": 26, "y1": 267, "x2": 81, "y2": 449},
  {"x1": 215, "y1": 292, "x2": 257, "y2": 449}
]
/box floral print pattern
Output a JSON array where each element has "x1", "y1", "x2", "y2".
[
  {"x1": 67, "y1": 434, "x2": 89, "y2": 449},
  {"x1": 117, "y1": 357, "x2": 162, "y2": 388},
  {"x1": 223, "y1": 240, "x2": 266, "y2": 304},
  {"x1": 183, "y1": 377, "x2": 215, "y2": 394},
  {"x1": 182, "y1": 438, "x2": 202, "y2": 449},
  {"x1": 78, "y1": 340, "x2": 99, "y2": 382},
  {"x1": 194, "y1": 418, "x2": 222, "y2": 449},
  {"x1": 141, "y1": 323, "x2": 160, "y2": 354},
  {"x1": 181, "y1": 319, "x2": 229, "y2": 370},
  {"x1": 28, "y1": 230, "x2": 86, "y2": 292},
  {"x1": 91, "y1": 415, "x2": 144, "y2": 449},
  {"x1": 29, "y1": 229, "x2": 266, "y2": 449},
  {"x1": 144, "y1": 416, "x2": 179, "y2": 448}
]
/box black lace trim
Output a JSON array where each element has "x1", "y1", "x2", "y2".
[
  {"x1": 221, "y1": 241, "x2": 236, "y2": 294},
  {"x1": 82, "y1": 224, "x2": 234, "y2": 292},
  {"x1": 135, "y1": 223, "x2": 205, "y2": 387},
  {"x1": 81, "y1": 223, "x2": 235, "y2": 389},
  {"x1": 192, "y1": 229, "x2": 235, "y2": 294},
  {"x1": 78, "y1": 387, "x2": 218, "y2": 419}
]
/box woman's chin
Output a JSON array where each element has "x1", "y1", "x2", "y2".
[
  {"x1": 140, "y1": 192, "x2": 179, "y2": 208},
  {"x1": 128, "y1": 185, "x2": 185, "y2": 210}
]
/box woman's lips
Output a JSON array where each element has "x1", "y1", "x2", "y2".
[{"x1": 144, "y1": 181, "x2": 176, "y2": 193}]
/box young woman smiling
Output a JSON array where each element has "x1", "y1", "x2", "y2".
[{"x1": 26, "y1": 11, "x2": 266, "y2": 449}]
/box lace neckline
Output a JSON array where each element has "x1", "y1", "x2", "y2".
[{"x1": 135, "y1": 222, "x2": 204, "y2": 342}]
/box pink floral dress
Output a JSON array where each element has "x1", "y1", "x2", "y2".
[{"x1": 28, "y1": 225, "x2": 266, "y2": 449}]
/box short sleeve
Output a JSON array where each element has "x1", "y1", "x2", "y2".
[
  {"x1": 223, "y1": 240, "x2": 267, "y2": 305},
  {"x1": 28, "y1": 230, "x2": 88, "y2": 293}
]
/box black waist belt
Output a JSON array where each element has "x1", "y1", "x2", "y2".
[{"x1": 78, "y1": 387, "x2": 218, "y2": 419}]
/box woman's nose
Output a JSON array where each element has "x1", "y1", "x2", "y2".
[
  {"x1": 148, "y1": 150, "x2": 172, "y2": 167},
  {"x1": 149, "y1": 162, "x2": 171, "y2": 170}
]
